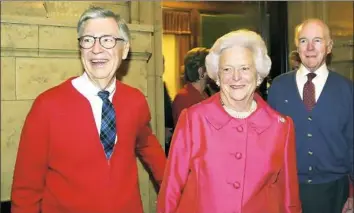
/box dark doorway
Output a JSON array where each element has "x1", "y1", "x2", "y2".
[
  {"x1": 267, "y1": 1, "x2": 289, "y2": 79},
  {"x1": 1, "y1": 201, "x2": 11, "y2": 213},
  {"x1": 258, "y1": 1, "x2": 289, "y2": 100}
]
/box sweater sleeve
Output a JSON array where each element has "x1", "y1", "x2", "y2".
[
  {"x1": 157, "y1": 109, "x2": 192, "y2": 213},
  {"x1": 135, "y1": 95, "x2": 166, "y2": 186},
  {"x1": 11, "y1": 95, "x2": 50, "y2": 213},
  {"x1": 346, "y1": 82, "x2": 353, "y2": 196},
  {"x1": 281, "y1": 117, "x2": 302, "y2": 213}
]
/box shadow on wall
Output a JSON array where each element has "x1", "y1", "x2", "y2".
[{"x1": 116, "y1": 57, "x2": 131, "y2": 81}]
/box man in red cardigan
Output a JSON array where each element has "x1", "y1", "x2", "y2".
[{"x1": 11, "y1": 7, "x2": 166, "y2": 213}]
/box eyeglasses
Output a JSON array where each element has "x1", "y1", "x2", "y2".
[{"x1": 78, "y1": 35, "x2": 125, "y2": 49}]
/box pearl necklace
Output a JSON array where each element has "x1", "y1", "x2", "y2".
[{"x1": 221, "y1": 99, "x2": 257, "y2": 119}]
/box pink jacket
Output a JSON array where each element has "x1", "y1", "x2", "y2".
[{"x1": 158, "y1": 93, "x2": 302, "y2": 213}]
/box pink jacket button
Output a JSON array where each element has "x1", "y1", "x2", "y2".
[
  {"x1": 236, "y1": 126, "x2": 243, "y2": 132},
  {"x1": 235, "y1": 152, "x2": 242, "y2": 159},
  {"x1": 233, "y1": 181, "x2": 241, "y2": 189}
]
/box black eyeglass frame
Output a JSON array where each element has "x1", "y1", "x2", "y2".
[{"x1": 78, "y1": 35, "x2": 125, "y2": 49}]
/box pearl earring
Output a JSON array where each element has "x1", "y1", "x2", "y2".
[{"x1": 216, "y1": 80, "x2": 220, "y2": 86}]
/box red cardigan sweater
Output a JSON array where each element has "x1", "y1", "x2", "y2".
[{"x1": 11, "y1": 78, "x2": 166, "y2": 213}]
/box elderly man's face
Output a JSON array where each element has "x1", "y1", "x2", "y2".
[
  {"x1": 218, "y1": 46, "x2": 257, "y2": 103},
  {"x1": 297, "y1": 20, "x2": 332, "y2": 72},
  {"x1": 80, "y1": 18, "x2": 129, "y2": 86}
]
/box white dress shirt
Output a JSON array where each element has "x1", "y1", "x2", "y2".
[
  {"x1": 72, "y1": 72, "x2": 118, "y2": 143},
  {"x1": 296, "y1": 63, "x2": 329, "y2": 101}
]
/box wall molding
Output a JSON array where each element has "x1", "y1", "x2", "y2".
[{"x1": 1, "y1": 15, "x2": 154, "y2": 33}]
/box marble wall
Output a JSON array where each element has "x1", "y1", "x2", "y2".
[{"x1": 1, "y1": 1, "x2": 164, "y2": 212}]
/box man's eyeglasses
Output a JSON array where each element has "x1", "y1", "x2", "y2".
[{"x1": 78, "y1": 35, "x2": 125, "y2": 49}]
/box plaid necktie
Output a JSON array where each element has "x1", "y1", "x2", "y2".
[
  {"x1": 98, "y1": 90, "x2": 116, "y2": 159},
  {"x1": 303, "y1": 73, "x2": 317, "y2": 111}
]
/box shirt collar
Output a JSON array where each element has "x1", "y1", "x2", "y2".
[
  {"x1": 82, "y1": 72, "x2": 116, "y2": 96},
  {"x1": 204, "y1": 93, "x2": 273, "y2": 134},
  {"x1": 298, "y1": 63, "x2": 328, "y2": 79}
]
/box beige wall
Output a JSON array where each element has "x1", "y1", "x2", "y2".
[
  {"x1": 162, "y1": 34, "x2": 179, "y2": 100},
  {"x1": 288, "y1": 1, "x2": 353, "y2": 80},
  {"x1": 0, "y1": 1, "x2": 164, "y2": 212}
]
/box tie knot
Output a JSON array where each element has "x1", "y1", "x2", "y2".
[
  {"x1": 307, "y1": 73, "x2": 317, "y2": 81},
  {"x1": 98, "y1": 90, "x2": 110, "y2": 100}
]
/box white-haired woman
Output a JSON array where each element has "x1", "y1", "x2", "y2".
[{"x1": 157, "y1": 29, "x2": 302, "y2": 213}]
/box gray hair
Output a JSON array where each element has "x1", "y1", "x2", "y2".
[
  {"x1": 205, "y1": 29, "x2": 271, "y2": 86},
  {"x1": 77, "y1": 7, "x2": 131, "y2": 43}
]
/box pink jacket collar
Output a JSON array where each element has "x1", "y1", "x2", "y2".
[{"x1": 203, "y1": 92, "x2": 274, "y2": 134}]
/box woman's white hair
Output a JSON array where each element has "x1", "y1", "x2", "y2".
[{"x1": 205, "y1": 29, "x2": 271, "y2": 86}]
